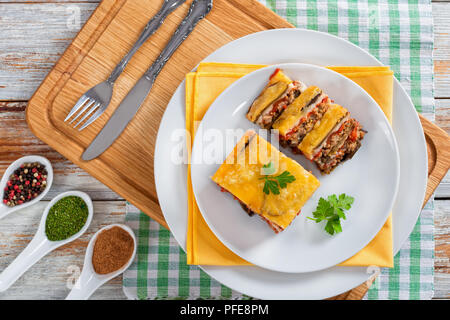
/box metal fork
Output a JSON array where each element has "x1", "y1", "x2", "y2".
[{"x1": 65, "y1": 0, "x2": 186, "y2": 131}]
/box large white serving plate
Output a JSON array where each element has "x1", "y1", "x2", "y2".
[
  {"x1": 154, "y1": 29, "x2": 428, "y2": 299},
  {"x1": 190, "y1": 63, "x2": 400, "y2": 273}
]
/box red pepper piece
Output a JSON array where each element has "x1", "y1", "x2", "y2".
[{"x1": 269, "y1": 68, "x2": 281, "y2": 81}]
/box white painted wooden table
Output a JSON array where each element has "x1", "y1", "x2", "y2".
[{"x1": 0, "y1": 0, "x2": 448, "y2": 300}]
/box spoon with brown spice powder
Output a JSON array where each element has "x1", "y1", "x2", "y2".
[{"x1": 66, "y1": 224, "x2": 136, "y2": 300}]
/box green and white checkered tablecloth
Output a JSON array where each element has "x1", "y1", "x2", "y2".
[{"x1": 123, "y1": 0, "x2": 435, "y2": 300}]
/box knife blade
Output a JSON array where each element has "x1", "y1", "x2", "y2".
[
  {"x1": 82, "y1": 76, "x2": 153, "y2": 161},
  {"x1": 82, "y1": 0, "x2": 213, "y2": 161}
]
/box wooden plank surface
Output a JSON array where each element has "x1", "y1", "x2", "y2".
[
  {"x1": 26, "y1": 0, "x2": 299, "y2": 229},
  {"x1": 0, "y1": 201, "x2": 127, "y2": 300},
  {"x1": 0, "y1": 0, "x2": 448, "y2": 300}
]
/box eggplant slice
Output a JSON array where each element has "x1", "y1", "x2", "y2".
[
  {"x1": 254, "y1": 81, "x2": 306, "y2": 129},
  {"x1": 314, "y1": 119, "x2": 366, "y2": 174}
]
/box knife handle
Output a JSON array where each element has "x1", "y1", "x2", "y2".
[
  {"x1": 107, "y1": 0, "x2": 187, "y2": 84},
  {"x1": 144, "y1": 0, "x2": 213, "y2": 83}
]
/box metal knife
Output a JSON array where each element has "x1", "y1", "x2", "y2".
[{"x1": 82, "y1": 0, "x2": 213, "y2": 161}]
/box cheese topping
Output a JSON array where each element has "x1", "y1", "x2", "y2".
[
  {"x1": 272, "y1": 86, "x2": 322, "y2": 135},
  {"x1": 246, "y1": 81, "x2": 289, "y2": 122},
  {"x1": 298, "y1": 104, "x2": 349, "y2": 158},
  {"x1": 268, "y1": 69, "x2": 293, "y2": 85},
  {"x1": 212, "y1": 130, "x2": 320, "y2": 229},
  {"x1": 247, "y1": 70, "x2": 293, "y2": 122},
  {"x1": 255, "y1": 81, "x2": 307, "y2": 127}
]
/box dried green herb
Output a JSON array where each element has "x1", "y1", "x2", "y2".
[{"x1": 45, "y1": 196, "x2": 88, "y2": 241}]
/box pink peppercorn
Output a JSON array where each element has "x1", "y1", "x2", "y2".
[{"x1": 3, "y1": 162, "x2": 48, "y2": 207}]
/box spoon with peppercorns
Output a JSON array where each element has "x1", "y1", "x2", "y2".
[{"x1": 0, "y1": 156, "x2": 53, "y2": 220}]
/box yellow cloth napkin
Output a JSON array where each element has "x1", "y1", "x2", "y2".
[{"x1": 186, "y1": 62, "x2": 394, "y2": 267}]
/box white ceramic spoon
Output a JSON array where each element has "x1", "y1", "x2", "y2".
[
  {"x1": 66, "y1": 224, "x2": 137, "y2": 300},
  {"x1": 0, "y1": 191, "x2": 93, "y2": 292},
  {"x1": 0, "y1": 155, "x2": 54, "y2": 220}
]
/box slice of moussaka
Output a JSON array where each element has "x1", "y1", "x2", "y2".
[
  {"x1": 246, "y1": 69, "x2": 307, "y2": 129},
  {"x1": 212, "y1": 130, "x2": 320, "y2": 233},
  {"x1": 298, "y1": 104, "x2": 349, "y2": 159},
  {"x1": 245, "y1": 68, "x2": 366, "y2": 175},
  {"x1": 272, "y1": 86, "x2": 331, "y2": 148},
  {"x1": 297, "y1": 104, "x2": 366, "y2": 174},
  {"x1": 313, "y1": 118, "x2": 366, "y2": 174}
]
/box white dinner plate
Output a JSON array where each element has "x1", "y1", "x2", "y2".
[
  {"x1": 190, "y1": 63, "x2": 400, "y2": 273},
  {"x1": 154, "y1": 29, "x2": 428, "y2": 299}
]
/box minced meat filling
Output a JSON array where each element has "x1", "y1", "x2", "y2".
[
  {"x1": 283, "y1": 102, "x2": 330, "y2": 147},
  {"x1": 315, "y1": 120, "x2": 365, "y2": 174},
  {"x1": 316, "y1": 138, "x2": 363, "y2": 174},
  {"x1": 318, "y1": 119, "x2": 356, "y2": 157},
  {"x1": 257, "y1": 83, "x2": 303, "y2": 129}
]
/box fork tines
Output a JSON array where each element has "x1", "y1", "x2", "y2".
[{"x1": 65, "y1": 95, "x2": 101, "y2": 131}]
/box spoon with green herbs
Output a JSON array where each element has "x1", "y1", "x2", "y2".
[{"x1": 0, "y1": 191, "x2": 93, "y2": 292}]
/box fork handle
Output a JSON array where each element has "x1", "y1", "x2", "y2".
[
  {"x1": 144, "y1": 0, "x2": 213, "y2": 83},
  {"x1": 107, "y1": 0, "x2": 186, "y2": 84}
]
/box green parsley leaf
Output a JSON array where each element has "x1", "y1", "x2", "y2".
[
  {"x1": 337, "y1": 193, "x2": 354, "y2": 210},
  {"x1": 261, "y1": 161, "x2": 277, "y2": 175},
  {"x1": 308, "y1": 194, "x2": 354, "y2": 235},
  {"x1": 325, "y1": 220, "x2": 336, "y2": 235},
  {"x1": 260, "y1": 162, "x2": 296, "y2": 195},
  {"x1": 263, "y1": 179, "x2": 280, "y2": 195},
  {"x1": 276, "y1": 171, "x2": 296, "y2": 188},
  {"x1": 308, "y1": 197, "x2": 333, "y2": 222}
]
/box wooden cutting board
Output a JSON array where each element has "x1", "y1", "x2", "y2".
[{"x1": 26, "y1": 0, "x2": 450, "y2": 300}]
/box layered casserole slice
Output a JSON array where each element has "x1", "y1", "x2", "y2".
[
  {"x1": 297, "y1": 104, "x2": 366, "y2": 174},
  {"x1": 246, "y1": 69, "x2": 307, "y2": 129},
  {"x1": 212, "y1": 130, "x2": 320, "y2": 233},
  {"x1": 272, "y1": 86, "x2": 331, "y2": 148}
]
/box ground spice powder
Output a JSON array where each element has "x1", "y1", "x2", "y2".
[{"x1": 92, "y1": 226, "x2": 134, "y2": 275}]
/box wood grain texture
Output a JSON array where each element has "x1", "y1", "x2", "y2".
[
  {"x1": 0, "y1": 3, "x2": 98, "y2": 100},
  {"x1": 23, "y1": 0, "x2": 450, "y2": 300},
  {"x1": 435, "y1": 99, "x2": 450, "y2": 198},
  {"x1": 0, "y1": 0, "x2": 448, "y2": 300},
  {"x1": 25, "y1": 0, "x2": 308, "y2": 229},
  {"x1": 0, "y1": 201, "x2": 127, "y2": 300},
  {"x1": 420, "y1": 115, "x2": 450, "y2": 204},
  {"x1": 0, "y1": 102, "x2": 120, "y2": 200},
  {"x1": 433, "y1": 2, "x2": 450, "y2": 98},
  {"x1": 434, "y1": 200, "x2": 450, "y2": 299},
  {"x1": 0, "y1": 1, "x2": 449, "y2": 100}
]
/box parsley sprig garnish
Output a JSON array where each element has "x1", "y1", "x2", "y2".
[
  {"x1": 259, "y1": 162, "x2": 296, "y2": 195},
  {"x1": 307, "y1": 194, "x2": 354, "y2": 235}
]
